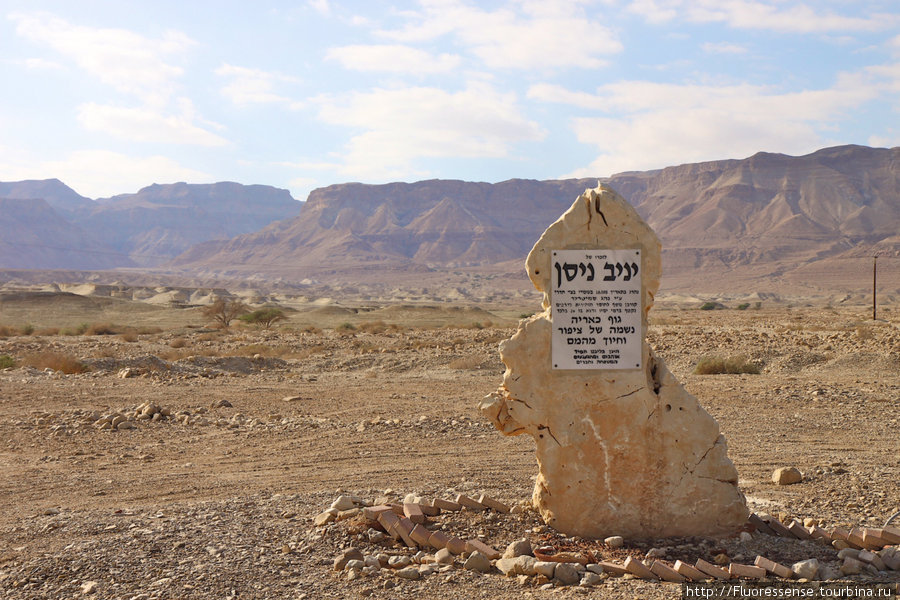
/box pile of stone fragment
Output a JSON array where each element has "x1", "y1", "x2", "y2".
[
  {"x1": 318, "y1": 492, "x2": 900, "y2": 588},
  {"x1": 742, "y1": 512, "x2": 900, "y2": 580}
]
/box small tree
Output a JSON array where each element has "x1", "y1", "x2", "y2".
[
  {"x1": 239, "y1": 308, "x2": 286, "y2": 330},
  {"x1": 202, "y1": 298, "x2": 249, "y2": 329}
]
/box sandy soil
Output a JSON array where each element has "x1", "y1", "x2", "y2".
[{"x1": 0, "y1": 296, "x2": 898, "y2": 599}]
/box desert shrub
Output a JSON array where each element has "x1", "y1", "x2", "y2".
[
  {"x1": 694, "y1": 355, "x2": 760, "y2": 375},
  {"x1": 699, "y1": 302, "x2": 718, "y2": 311},
  {"x1": 736, "y1": 303, "x2": 750, "y2": 310},
  {"x1": 202, "y1": 298, "x2": 249, "y2": 329},
  {"x1": 35, "y1": 327, "x2": 60, "y2": 336},
  {"x1": 0, "y1": 355, "x2": 15, "y2": 369},
  {"x1": 169, "y1": 337, "x2": 188, "y2": 348},
  {"x1": 299, "y1": 326, "x2": 322, "y2": 335},
  {"x1": 238, "y1": 308, "x2": 287, "y2": 330},
  {"x1": 21, "y1": 351, "x2": 88, "y2": 374},
  {"x1": 119, "y1": 332, "x2": 139, "y2": 343},
  {"x1": 135, "y1": 326, "x2": 163, "y2": 335},
  {"x1": 85, "y1": 322, "x2": 120, "y2": 335},
  {"x1": 0, "y1": 325, "x2": 16, "y2": 337},
  {"x1": 21, "y1": 324, "x2": 35, "y2": 335},
  {"x1": 336, "y1": 322, "x2": 356, "y2": 333},
  {"x1": 357, "y1": 320, "x2": 388, "y2": 334},
  {"x1": 61, "y1": 323, "x2": 89, "y2": 336}
]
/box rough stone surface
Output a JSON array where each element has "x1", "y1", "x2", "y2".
[
  {"x1": 502, "y1": 538, "x2": 533, "y2": 559},
  {"x1": 773, "y1": 467, "x2": 803, "y2": 485},
  {"x1": 791, "y1": 558, "x2": 819, "y2": 579},
  {"x1": 479, "y1": 184, "x2": 747, "y2": 539},
  {"x1": 463, "y1": 551, "x2": 491, "y2": 573},
  {"x1": 554, "y1": 562, "x2": 581, "y2": 586}
]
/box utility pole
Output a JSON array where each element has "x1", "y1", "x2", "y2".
[{"x1": 872, "y1": 255, "x2": 877, "y2": 321}]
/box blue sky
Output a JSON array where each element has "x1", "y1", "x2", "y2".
[{"x1": 1, "y1": 0, "x2": 899, "y2": 200}]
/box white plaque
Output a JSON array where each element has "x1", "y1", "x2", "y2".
[{"x1": 551, "y1": 249, "x2": 642, "y2": 370}]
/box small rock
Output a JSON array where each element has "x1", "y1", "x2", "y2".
[
  {"x1": 503, "y1": 538, "x2": 533, "y2": 558},
  {"x1": 739, "y1": 531, "x2": 753, "y2": 543},
  {"x1": 841, "y1": 557, "x2": 864, "y2": 576},
  {"x1": 604, "y1": 535, "x2": 624, "y2": 548},
  {"x1": 314, "y1": 511, "x2": 336, "y2": 526},
  {"x1": 81, "y1": 581, "x2": 98, "y2": 594},
  {"x1": 714, "y1": 553, "x2": 730, "y2": 565},
  {"x1": 533, "y1": 561, "x2": 556, "y2": 579},
  {"x1": 646, "y1": 547, "x2": 666, "y2": 559},
  {"x1": 331, "y1": 495, "x2": 358, "y2": 511},
  {"x1": 345, "y1": 559, "x2": 365, "y2": 572},
  {"x1": 791, "y1": 558, "x2": 819, "y2": 580},
  {"x1": 463, "y1": 551, "x2": 491, "y2": 573},
  {"x1": 832, "y1": 539, "x2": 850, "y2": 551},
  {"x1": 387, "y1": 555, "x2": 412, "y2": 569},
  {"x1": 42, "y1": 507, "x2": 60, "y2": 516},
  {"x1": 211, "y1": 399, "x2": 232, "y2": 408},
  {"x1": 395, "y1": 566, "x2": 420, "y2": 580},
  {"x1": 819, "y1": 565, "x2": 841, "y2": 580},
  {"x1": 772, "y1": 467, "x2": 803, "y2": 485},
  {"x1": 803, "y1": 517, "x2": 818, "y2": 527},
  {"x1": 837, "y1": 548, "x2": 860, "y2": 560},
  {"x1": 334, "y1": 548, "x2": 364, "y2": 571},
  {"x1": 435, "y1": 548, "x2": 454, "y2": 565},
  {"x1": 554, "y1": 562, "x2": 581, "y2": 586},
  {"x1": 580, "y1": 572, "x2": 603, "y2": 586}
]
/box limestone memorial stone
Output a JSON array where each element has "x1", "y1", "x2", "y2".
[{"x1": 479, "y1": 184, "x2": 748, "y2": 539}]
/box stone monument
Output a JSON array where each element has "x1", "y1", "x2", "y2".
[{"x1": 479, "y1": 184, "x2": 748, "y2": 539}]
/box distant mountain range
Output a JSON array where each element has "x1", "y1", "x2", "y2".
[
  {"x1": 2, "y1": 144, "x2": 898, "y2": 293},
  {"x1": 0, "y1": 181, "x2": 301, "y2": 269}
]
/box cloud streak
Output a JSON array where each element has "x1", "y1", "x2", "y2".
[{"x1": 312, "y1": 82, "x2": 545, "y2": 178}]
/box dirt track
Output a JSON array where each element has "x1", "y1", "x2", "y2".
[{"x1": 1, "y1": 302, "x2": 898, "y2": 599}]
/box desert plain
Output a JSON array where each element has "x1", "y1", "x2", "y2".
[{"x1": 0, "y1": 287, "x2": 898, "y2": 599}]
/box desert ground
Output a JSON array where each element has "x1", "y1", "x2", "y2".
[{"x1": 1, "y1": 288, "x2": 898, "y2": 599}]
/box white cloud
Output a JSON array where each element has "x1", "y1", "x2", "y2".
[
  {"x1": 308, "y1": 0, "x2": 331, "y2": 16},
  {"x1": 0, "y1": 149, "x2": 210, "y2": 198},
  {"x1": 77, "y1": 100, "x2": 228, "y2": 146},
  {"x1": 216, "y1": 64, "x2": 303, "y2": 109},
  {"x1": 311, "y1": 82, "x2": 545, "y2": 178},
  {"x1": 531, "y1": 76, "x2": 882, "y2": 177},
  {"x1": 326, "y1": 45, "x2": 461, "y2": 74},
  {"x1": 626, "y1": 0, "x2": 900, "y2": 33},
  {"x1": 9, "y1": 12, "x2": 195, "y2": 105},
  {"x1": 702, "y1": 42, "x2": 747, "y2": 54},
  {"x1": 377, "y1": 0, "x2": 622, "y2": 70}
]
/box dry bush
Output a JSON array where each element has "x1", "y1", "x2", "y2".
[
  {"x1": 448, "y1": 355, "x2": 484, "y2": 370},
  {"x1": 335, "y1": 322, "x2": 357, "y2": 334},
  {"x1": 197, "y1": 332, "x2": 222, "y2": 342},
  {"x1": 169, "y1": 337, "x2": 189, "y2": 348},
  {"x1": 694, "y1": 355, "x2": 760, "y2": 375},
  {"x1": 135, "y1": 326, "x2": 163, "y2": 335},
  {"x1": 93, "y1": 347, "x2": 117, "y2": 358},
  {"x1": 0, "y1": 325, "x2": 17, "y2": 337},
  {"x1": 35, "y1": 327, "x2": 60, "y2": 336},
  {"x1": 119, "y1": 332, "x2": 139, "y2": 343},
  {"x1": 21, "y1": 351, "x2": 88, "y2": 374},
  {"x1": 85, "y1": 323, "x2": 120, "y2": 335},
  {"x1": 298, "y1": 326, "x2": 322, "y2": 335}
]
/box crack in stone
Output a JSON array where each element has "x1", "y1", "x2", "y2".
[
  {"x1": 512, "y1": 398, "x2": 532, "y2": 409},
  {"x1": 616, "y1": 387, "x2": 644, "y2": 400},
  {"x1": 537, "y1": 424, "x2": 561, "y2": 446}
]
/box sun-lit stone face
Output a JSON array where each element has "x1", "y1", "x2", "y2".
[{"x1": 479, "y1": 184, "x2": 748, "y2": 539}]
